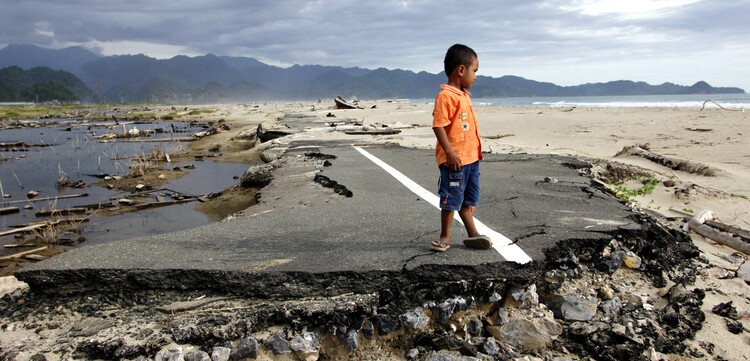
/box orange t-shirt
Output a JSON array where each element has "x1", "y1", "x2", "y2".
[{"x1": 432, "y1": 84, "x2": 483, "y2": 166}]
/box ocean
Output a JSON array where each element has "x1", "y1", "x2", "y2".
[{"x1": 409, "y1": 93, "x2": 750, "y2": 109}]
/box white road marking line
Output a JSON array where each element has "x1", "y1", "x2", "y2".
[{"x1": 353, "y1": 145, "x2": 532, "y2": 264}]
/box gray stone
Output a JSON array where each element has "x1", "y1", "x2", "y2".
[
  {"x1": 260, "y1": 147, "x2": 287, "y2": 163},
  {"x1": 488, "y1": 315, "x2": 562, "y2": 351},
  {"x1": 466, "y1": 316, "x2": 482, "y2": 335},
  {"x1": 290, "y1": 335, "x2": 317, "y2": 354},
  {"x1": 266, "y1": 332, "x2": 291, "y2": 355},
  {"x1": 340, "y1": 329, "x2": 359, "y2": 350},
  {"x1": 68, "y1": 318, "x2": 115, "y2": 337},
  {"x1": 737, "y1": 261, "x2": 750, "y2": 283},
  {"x1": 432, "y1": 297, "x2": 469, "y2": 323},
  {"x1": 240, "y1": 164, "x2": 274, "y2": 187},
  {"x1": 548, "y1": 294, "x2": 598, "y2": 321},
  {"x1": 155, "y1": 349, "x2": 183, "y2": 361},
  {"x1": 185, "y1": 351, "x2": 210, "y2": 361},
  {"x1": 361, "y1": 320, "x2": 375, "y2": 340},
  {"x1": 230, "y1": 337, "x2": 258, "y2": 360},
  {"x1": 406, "y1": 348, "x2": 420, "y2": 359},
  {"x1": 426, "y1": 352, "x2": 481, "y2": 361},
  {"x1": 482, "y1": 337, "x2": 500, "y2": 355},
  {"x1": 496, "y1": 308, "x2": 509, "y2": 326},
  {"x1": 600, "y1": 297, "x2": 623, "y2": 316},
  {"x1": 211, "y1": 346, "x2": 231, "y2": 361},
  {"x1": 375, "y1": 314, "x2": 401, "y2": 335},
  {"x1": 399, "y1": 307, "x2": 429, "y2": 329}
]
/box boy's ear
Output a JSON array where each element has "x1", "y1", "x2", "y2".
[{"x1": 456, "y1": 64, "x2": 466, "y2": 76}]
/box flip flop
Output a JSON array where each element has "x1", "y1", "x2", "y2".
[
  {"x1": 430, "y1": 240, "x2": 450, "y2": 252},
  {"x1": 463, "y1": 235, "x2": 492, "y2": 249}
]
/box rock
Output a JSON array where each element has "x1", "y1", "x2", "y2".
[
  {"x1": 361, "y1": 320, "x2": 375, "y2": 340},
  {"x1": 211, "y1": 346, "x2": 231, "y2": 361},
  {"x1": 375, "y1": 314, "x2": 401, "y2": 335},
  {"x1": 495, "y1": 309, "x2": 509, "y2": 326},
  {"x1": 726, "y1": 319, "x2": 744, "y2": 334},
  {"x1": 663, "y1": 179, "x2": 675, "y2": 187},
  {"x1": 290, "y1": 333, "x2": 318, "y2": 353},
  {"x1": 266, "y1": 332, "x2": 291, "y2": 355},
  {"x1": 432, "y1": 297, "x2": 469, "y2": 323},
  {"x1": 548, "y1": 294, "x2": 598, "y2": 321},
  {"x1": 621, "y1": 294, "x2": 644, "y2": 307},
  {"x1": 69, "y1": 318, "x2": 115, "y2": 337},
  {"x1": 465, "y1": 316, "x2": 482, "y2": 335},
  {"x1": 504, "y1": 286, "x2": 538, "y2": 309},
  {"x1": 230, "y1": 337, "x2": 258, "y2": 360},
  {"x1": 596, "y1": 255, "x2": 622, "y2": 274},
  {"x1": 155, "y1": 348, "x2": 183, "y2": 361},
  {"x1": 290, "y1": 333, "x2": 319, "y2": 360},
  {"x1": 737, "y1": 261, "x2": 750, "y2": 283},
  {"x1": 598, "y1": 286, "x2": 615, "y2": 300},
  {"x1": 482, "y1": 337, "x2": 500, "y2": 355},
  {"x1": 399, "y1": 307, "x2": 429, "y2": 329},
  {"x1": 157, "y1": 174, "x2": 167, "y2": 180},
  {"x1": 712, "y1": 301, "x2": 739, "y2": 320},
  {"x1": 618, "y1": 250, "x2": 642, "y2": 269},
  {"x1": 185, "y1": 350, "x2": 210, "y2": 361},
  {"x1": 406, "y1": 348, "x2": 420, "y2": 359},
  {"x1": 600, "y1": 297, "x2": 623, "y2": 316},
  {"x1": 260, "y1": 147, "x2": 287, "y2": 163},
  {"x1": 487, "y1": 315, "x2": 562, "y2": 351},
  {"x1": 340, "y1": 329, "x2": 359, "y2": 350},
  {"x1": 240, "y1": 164, "x2": 274, "y2": 187}
]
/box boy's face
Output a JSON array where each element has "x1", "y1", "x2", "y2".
[{"x1": 458, "y1": 56, "x2": 478, "y2": 90}]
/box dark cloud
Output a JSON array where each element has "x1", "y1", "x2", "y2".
[{"x1": 1, "y1": 0, "x2": 748, "y2": 89}]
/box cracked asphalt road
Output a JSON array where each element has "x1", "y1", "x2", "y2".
[{"x1": 17, "y1": 144, "x2": 642, "y2": 296}]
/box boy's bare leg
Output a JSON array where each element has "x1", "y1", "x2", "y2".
[
  {"x1": 434, "y1": 209, "x2": 454, "y2": 247},
  {"x1": 458, "y1": 205, "x2": 480, "y2": 237},
  {"x1": 459, "y1": 205, "x2": 493, "y2": 249}
]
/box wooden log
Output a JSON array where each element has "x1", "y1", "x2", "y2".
[
  {"x1": 690, "y1": 222, "x2": 750, "y2": 255},
  {"x1": 4, "y1": 193, "x2": 89, "y2": 205},
  {"x1": 134, "y1": 198, "x2": 197, "y2": 210},
  {"x1": 0, "y1": 224, "x2": 44, "y2": 237},
  {"x1": 616, "y1": 145, "x2": 719, "y2": 176},
  {"x1": 0, "y1": 207, "x2": 20, "y2": 215},
  {"x1": 0, "y1": 246, "x2": 48, "y2": 261},
  {"x1": 35, "y1": 208, "x2": 87, "y2": 217}
]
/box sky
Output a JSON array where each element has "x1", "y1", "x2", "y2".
[{"x1": 1, "y1": 0, "x2": 749, "y2": 91}]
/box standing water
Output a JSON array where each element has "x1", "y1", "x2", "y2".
[{"x1": 0, "y1": 118, "x2": 251, "y2": 259}]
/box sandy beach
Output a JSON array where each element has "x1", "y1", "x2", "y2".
[{"x1": 2, "y1": 99, "x2": 749, "y2": 360}]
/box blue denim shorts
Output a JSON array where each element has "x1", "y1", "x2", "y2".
[{"x1": 438, "y1": 161, "x2": 480, "y2": 211}]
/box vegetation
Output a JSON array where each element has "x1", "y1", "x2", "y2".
[
  {"x1": 0, "y1": 66, "x2": 93, "y2": 102},
  {"x1": 20, "y1": 81, "x2": 78, "y2": 102},
  {"x1": 730, "y1": 193, "x2": 749, "y2": 200},
  {"x1": 611, "y1": 176, "x2": 661, "y2": 201}
]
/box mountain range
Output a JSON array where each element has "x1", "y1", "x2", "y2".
[{"x1": 0, "y1": 44, "x2": 745, "y2": 103}]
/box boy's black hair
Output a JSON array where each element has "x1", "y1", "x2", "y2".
[{"x1": 444, "y1": 44, "x2": 477, "y2": 77}]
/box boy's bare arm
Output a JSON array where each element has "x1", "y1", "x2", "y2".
[{"x1": 433, "y1": 126, "x2": 462, "y2": 171}]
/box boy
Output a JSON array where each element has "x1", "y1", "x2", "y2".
[{"x1": 430, "y1": 44, "x2": 492, "y2": 252}]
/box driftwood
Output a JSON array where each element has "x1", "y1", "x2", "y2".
[
  {"x1": 334, "y1": 96, "x2": 364, "y2": 109},
  {"x1": 0, "y1": 207, "x2": 20, "y2": 215},
  {"x1": 615, "y1": 144, "x2": 719, "y2": 176},
  {"x1": 4, "y1": 193, "x2": 89, "y2": 205},
  {"x1": 700, "y1": 99, "x2": 744, "y2": 112},
  {"x1": 0, "y1": 246, "x2": 48, "y2": 261},
  {"x1": 35, "y1": 208, "x2": 87, "y2": 217},
  {"x1": 678, "y1": 209, "x2": 750, "y2": 255},
  {"x1": 0, "y1": 219, "x2": 88, "y2": 237}
]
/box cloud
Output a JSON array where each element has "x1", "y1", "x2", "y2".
[{"x1": 0, "y1": 0, "x2": 748, "y2": 90}]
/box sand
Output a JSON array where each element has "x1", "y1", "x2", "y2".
[
  {"x1": 242, "y1": 100, "x2": 750, "y2": 359},
  {"x1": 3, "y1": 100, "x2": 749, "y2": 359}
]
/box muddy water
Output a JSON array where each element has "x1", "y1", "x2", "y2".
[{"x1": 0, "y1": 120, "x2": 250, "y2": 256}]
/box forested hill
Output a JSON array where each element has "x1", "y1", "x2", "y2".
[
  {"x1": 0, "y1": 66, "x2": 93, "y2": 102},
  {"x1": 0, "y1": 44, "x2": 745, "y2": 103}
]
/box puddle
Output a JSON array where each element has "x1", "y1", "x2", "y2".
[{"x1": 0, "y1": 119, "x2": 250, "y2": 256}]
